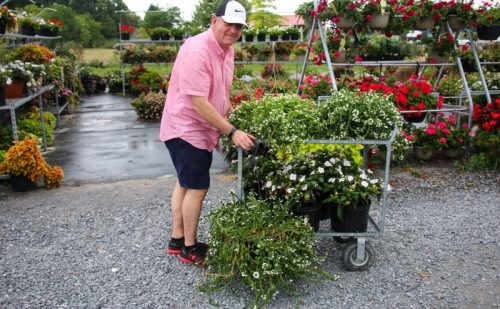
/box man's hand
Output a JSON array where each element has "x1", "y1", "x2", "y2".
[{"x1": 231, "y1": 130, "x2": 256, "y2": 151}]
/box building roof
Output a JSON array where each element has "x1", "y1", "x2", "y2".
[{"x1": 280, "y1": 15, "x2": 305, "y2": 26}]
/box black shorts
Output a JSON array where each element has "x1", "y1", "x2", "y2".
[{"x1": 165, "y1": 138, "x2": 212, "y2": 189}]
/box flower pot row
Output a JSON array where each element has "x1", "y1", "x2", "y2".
[{"x1": 240, "y1": 34, "x2": 300, "y2": 43}]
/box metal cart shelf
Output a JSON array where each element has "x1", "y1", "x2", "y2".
[{"x1": 236, "y1": 125, "x2": 398, "y2": 271}]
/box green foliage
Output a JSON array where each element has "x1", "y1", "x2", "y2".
[
  {"x1": 75, "y1": 14, "x2": 105, "y2": 48},
  {"x1": 143, "y1": 4, "x2": 183, "y2": 29},
  {"x1": 261, "y1": 63, "x2": 288, "y2": 79},
  {"x1": 200, "y1": 195, "x2": 335, "y2": 308},
  {"x1": 234, "y1": 64, "x2": 253, "y2": 78},
  {"x1": 17, "y1": 107, "x2": 57, "y2": 146}
]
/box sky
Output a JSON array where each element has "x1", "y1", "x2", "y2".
[{"x1": 122, "y1": 0, "x2": 308, "y2": 20}]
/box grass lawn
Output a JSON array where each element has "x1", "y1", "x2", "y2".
[{"x1": 82, "y1": 48, "x2": 120, "y2": 66}]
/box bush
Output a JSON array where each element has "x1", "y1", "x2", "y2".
[
  {"x1": 131, "y1": 91, "x2": 165, "y2": 121},
  {"x1": 6, "y1": 44, "x2": 54, "y2": 64}
]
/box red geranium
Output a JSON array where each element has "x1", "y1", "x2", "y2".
[
  {"x1": 120, "y1": 24, "x2": 136, "y2": 34},
  {"x1": 473, "y1": 98, "x2": 500, "y2": 133},
  {"x1": 392, "y1": 76, "x2": 442, "y2": 119}
]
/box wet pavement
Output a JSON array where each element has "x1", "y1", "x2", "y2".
[{"x1": 44, "y1": 94, "x2": 226, "y2": 185}]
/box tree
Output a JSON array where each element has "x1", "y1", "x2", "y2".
[
  {"x1": 143, "y1": 4, "x2": 183, "y2": 29},
  {"x1": 249, "y1": 0, "x2": 283, "y2": 28},
  {"x1": 191, "y1": 0, "x2": 252, "y2": 30},
  {"x1": 75, "y1": 14, "x2": 105, "y2": 47}
]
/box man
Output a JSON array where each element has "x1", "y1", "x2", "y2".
[{"x1": 159, "y1": 0, "x2": 256, "y2": 267}]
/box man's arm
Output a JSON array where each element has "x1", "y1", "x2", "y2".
[{"x1": 191, "y1": 96, "x2": 255, "y2": 150}]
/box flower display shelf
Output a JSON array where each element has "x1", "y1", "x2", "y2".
[
  {"x1": 0, "y1": 84, "x2": 54, "y2": 152},
  {"x1": 235, "y1": 125, "x2": 399, "y2": 271}
]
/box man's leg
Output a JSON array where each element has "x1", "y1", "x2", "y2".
[
  {"x1": 171, "y1": 180, "x2": 186, "y2": 239},
  {"x1": 182, "y1": 188, "x2": 208, "y2": 246}
]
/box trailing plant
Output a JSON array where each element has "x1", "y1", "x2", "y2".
[{"x1": 200, "y1": 195, "x2": 337, "y2": 308}]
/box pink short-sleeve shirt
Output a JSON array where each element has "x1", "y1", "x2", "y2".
[{"x1": 159, "y1": 29, "x2": 234, "y2": 152}]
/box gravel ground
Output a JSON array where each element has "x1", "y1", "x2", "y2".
[{"x1": 0, "y1": 165, "x2": 499, "y2": 308}]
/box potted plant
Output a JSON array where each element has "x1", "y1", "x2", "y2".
[
  {"x1": 476, "y1": 4, "x2": 500, "y2": 40},
  {"x1": 170, "y1": 27, "x2": 184, "y2": 41},
  {"x1": 0, "y1": 5, "x2": 16, "y2": 34},
  {"x1": 402, "y1": 0, "x2": 440, "y2": 30},
  {"x1": 148, "y1": 27, "x2": 170, "y2": 40},
  {"x1": 131, "y1": 91, "x2": 166, "y2": 121},
  {"x1": 0, "y1": 137, "x2": 64, "y2": 191},
  {"x1": 298, "y1": 73, "x2": 333, "y2": 101},
  {"x1": 295, "y1": 1, "x2": 314, "y2": 30},
  {"x1": 267, "y1": 26, "x2": 283, "y2": 41},
  {"x1": 316, "y1": 88, "x2": 411, "y2": 161},
  {"x1": 446, "y1": 0, "x2": 477, "y2": 30},
  {"x1": 422, "y1": 30, "x2": 456, "y2": 63},
  {"x1": 119, "y1": 24, "x2": 136, "y2": 40},
  {"x1": 36, "y1": 19, "x2": 62, "y2": 37},
  {"x1": 17, "y1": 17, "x2": 40, "y2": 36},
  {"x1": 392, "y1": 76, "x2": 443, "y2": 122},
  {"x1": 199, "y1": 195, "x2": 336, "y2": 308},
  {"x1": 256, "y1": 26, "x2": 267, "y2": 42},
  {"x1": 1, "y1": 60, "x2": 45, "y2": 98},
  {"x1": 243, "y1": 27, "x2": 258, "y2": 42}
]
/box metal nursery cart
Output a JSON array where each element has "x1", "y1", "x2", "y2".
[{"x1": 236, "y1": 125, "x2": 398, "y2": 271}]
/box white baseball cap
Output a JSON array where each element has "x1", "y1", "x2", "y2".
[{"x1": 215, "y1": 0, "x2": 247, "y2": 27}]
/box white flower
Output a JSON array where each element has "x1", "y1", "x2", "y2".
[
  {"x1": 329, "y1": 157, "x2": 337, "y2": 164},
  {"x1": 387, "y1": 184, "x2": 393, "y2": 191},
  {"x1": 265, "y1": 181, "x2": 272, "y2": 188},
  {"x1": 286, "y1": 188, "x2": 294, "y2": 194},
  {"x1": 253, "y1": 272, "x2": 260, "y2": 279},
  {"x1": 290, "y1": 173, "x2": 297, "y2": 181},
  {"x1": 328, "y1": 178, "x2": 335, "y2": 183},
  {"x1": 370, "y1": 179, "x2": 379, "y2": 184},
  {"x1": 317, "y1": 167, "x2": 324, "y2": 174},
  {"x1": 299, "y1": 175, "x2": 305, "y2": 182},
  {"x1": 271, "y1": 185, "x2": 276, "y2": 192},
  {"x1": 301, "y1": 184, "x2": 308, "y2": 191},
  {"x1": 324, "y1": 161, "x2": 332, "y2": 167},
  {"x1": 343, "y1": 159, "x2": 351, "y2": 167},
  {"x1": 361, "y1": 181, "x2": 369, "y2": 187},
  {"x1": 6, "y1": 77, "x2": 12, "y2": 85},
  {"x1": 347, "y1": 175, "x2": 354, "y2": 182}
]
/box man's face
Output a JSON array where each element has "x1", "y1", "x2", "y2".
[{"x1": 211, "y1": 16, "x2": 243, "y2": 49}]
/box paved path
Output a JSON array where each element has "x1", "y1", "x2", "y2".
[{"x1": 44, "y1": 94, "x2": 226, "y2": 185}]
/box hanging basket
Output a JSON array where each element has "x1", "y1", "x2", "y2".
[
  {"x1": 414, "y1": 18, "x2": 436, "y2": 30},
  {"x1": 403, "y1": 112, "x2": 427, "y2": 123},
  {"x1": 368, "y1": 13, "x2": 390, "y2": 29},
  {"x1": 427, "y1": 50, "x2": 449, "y2": 64},
  {"x1": 333, "y1": 51, "x2": 346, "y2": 63},
  {"x1": 447, "y1": 15, "x2": 465, "y2": 31},
  {"x1": 476, "y1": 25, "x2": 500, "y2": 40},
  {"x1": 335, "y1": 16, "x2": 354, "y2": 29}
]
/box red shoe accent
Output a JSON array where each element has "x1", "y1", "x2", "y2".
[{"x1": 167, "y1": 248, "x2": 182, "y2": 255}]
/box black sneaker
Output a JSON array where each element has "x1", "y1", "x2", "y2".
[
  {"x1": 167, "y1": 237, "x2": 184, "y2": 255},
  {"x1": 178, "y1": 242, "x2": 209, "y2": 267}
]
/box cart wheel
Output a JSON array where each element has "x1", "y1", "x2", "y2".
[{"x1": 341, "y1": 241, "x2": 375, "y2": 271}]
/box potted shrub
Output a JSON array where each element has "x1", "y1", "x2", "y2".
[
  {"x1": 0, "y1": 137, "x2": 64, "y2": 191},
  {"x1": 199, "y1": 195, "x2": 337, "y2": 308},
  {"x1": 119, "y1": 24, "x2": 136, "y2": 40},
  {"x1": 0, "y1": 5, "x2": 16, "y2": 34}
]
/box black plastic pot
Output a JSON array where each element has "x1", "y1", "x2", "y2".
[
  {"x1": 477, "y1": 25, "x2": 500, "y2": 41},
  {"x1": 11, "y1": 175, "x2": 37, "y2": 192}
]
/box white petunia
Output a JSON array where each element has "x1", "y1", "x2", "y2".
[
  {"x1": 290, "y1": 173, "x2": 297, "y2": 181},
  {"x1": 301, "y1": 184, "x2": 308, "y2": 191},
  {"x1": 329, "y1": 158, "x2": 337, "y2": 164},
  {"x1": 347, "y1": 175, "x2": 354, "y2": 182},
  {"x1": 324, "y1": 161, "x2": 332, "y2": 167},
  {"x1": 318, "y1": 167, "x2": 324, "y2": 174},
  {"x1": 265, "y1": 181, "x2": 272, "y2": 188},
  {"x1": 328, "y1": 178, "x2": 336, "y2": 183},
  {"x1": 361, "y1": 181, "x2": 369, "y2": 187},
  {"x1": 343, "y1": 159, "x2": 351, "y2": 167},
  {"x1": 299, "y1": 175, "x2": 305, "y2": 182},
  {"x1": 370, "y1": 179, "x2": 379, "y2": 184},
  {"x1": 286, "y1": 188, "x2": 294, "y2": 194}
]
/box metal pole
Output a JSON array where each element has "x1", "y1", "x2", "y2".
[
  {"x1": 237, "y1": 148, "x2": 243, "y2": 199},
  {"x1": 466, "y1": 28, "x2": 491, "y2": 104}
]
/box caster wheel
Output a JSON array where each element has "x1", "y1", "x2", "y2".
[{"x1": 341, "y1": 241, "x2": 375, "y2": 271}]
